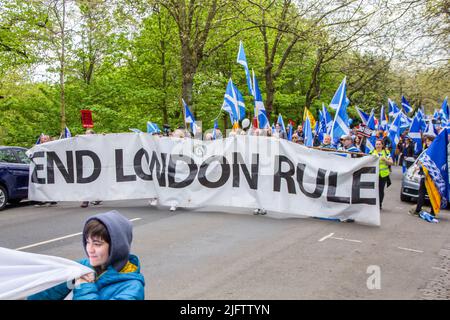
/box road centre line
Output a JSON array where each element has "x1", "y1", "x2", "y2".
[
  {"x1": 397, "y1": 247, "x2": 424, "y2": 253},
  {"x1": 318, "y1": 233, "x2": 335, "y2": 242},
  {"x1": 15, "y1": 218, "x2": 142, "y2": 251}
]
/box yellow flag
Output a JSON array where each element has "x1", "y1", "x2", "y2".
[
  {"x1": 423, "y1": 166, "x2": 441, "y2": 215},
  {"x1": 232, "y1": 121, "x2": 240, "y2": 131},
  {"x1": 303, "y1": 107, "x2": 316, "y2": 129}
]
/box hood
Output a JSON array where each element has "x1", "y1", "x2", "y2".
[{"x1": 82, "y1": 210, "x2": 133, "y2": 272}]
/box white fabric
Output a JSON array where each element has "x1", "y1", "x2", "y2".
[
  {"x1": 0, "y1": 247, "x2": 92, "y2": 300},
  {"x1": 27, "y1": 134, "x2": 380, "y2": 226}
]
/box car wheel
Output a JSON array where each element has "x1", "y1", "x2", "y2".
[
  {"x1": 0, "y1": 185, "x2": 8, "y2": 211},
  {"x1": 400, "y1": 192, "x2": 410, "y2": 202}
]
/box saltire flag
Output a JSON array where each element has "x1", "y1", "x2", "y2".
[
  {"x1": 424, "y1": 120, "x2": 437, "y2": 137},
  {"x1": 212, "y1": 120, "x2": 218, "y2": 140},
  {"x1": 433, "y1": 109, "x2": 440, "y2": 121},
  {"x1": 355, "y1": 106, "x2": 370, "y2": 125},
  {"x1": 329, "y1": 77, "x2": 349, "y2": 110},
  {"x1": 147, "y1": 121, "x2": 161, "y2": 134},
  {"x1": 388, "y1": 112, "x2": 402, "y2": 156},
  {"x1": 303, "y1": 107, "x2": 316, "y2": 129},
  {"x1": 287, "y1": 122, "x2": 293, "y2": 141},
  {"x1": 401, "y1": 95, "x2": 413, "y2": 114},
  {"x1": 232, "y1": 82, "x2": 246, "y2": 121},
  {"x1": 379, "y1": 105, "x2": 388, "y2": 131},
  {"x1": 330, "y1": 77, "x2": 350, "y2": 142},
  {"x1": 304, "y1": 114, "x2": 313, "y2": 147},
  {"x1": 399, "y1": 111, "x2": 412, "y2": 129},
  {"x1": 441, "y1": 97, "x2": 448, "y2": 120},
  {"x1": 364, "y1": 109, "x2": 377, "y2": 154},
  {"x1": 388, "y1": 98, "x2": 400, "y2": 117},
  {"x1": 63, "y1": 127, "x2": 71, "y2": 139},
  {"x1": 222, "y1": 78, "x2": 239, "y2": 124},
  {"x1": 318, "y1": 110, "x2": 326, "y2": 142},
  {"x1": 322, "y1": 103, "x2": 333, "y2": 134},
  {"x1": 252, "y1": 71, "x2": 269, "y2": 129},
  {"x1": 129, "y1": 128, "x2": 142, "y2": 133},
  {"x1": 408, "y1": 115, "x2": 423, "y2": 155},
  {"x1": 277, "y1": 114, "x2": 286, "y2": 133},
  {"x1": 418, "y1": 128, "x2": 449, "y2": 215},
  {"x1": 236, "y1": 41, "x2": 253, "y2": 97},
  {"x1": 35, "y1": 133, "x2": 43, "y2": 145},
  {"x1": 183, "y1": 99, "x2": 199, "y2": 133}
]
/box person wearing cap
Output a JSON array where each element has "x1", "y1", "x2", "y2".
[
  {"x1": 28, "y1": 210, "x2": 145, "y2": 300},
  {"x1": 370, "y1": 139, "x2": 393, "y2": 210},
  {"x1": 339, "y1": 135, "x2": 360, "y2": 153}
]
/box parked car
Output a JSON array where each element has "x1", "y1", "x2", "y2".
[
  {"x1": 400, "y1": 152, "x2": 428, "y2": 203},
  {"x1": 0, "y1": 146, "x2": 30, "y2": 210}
]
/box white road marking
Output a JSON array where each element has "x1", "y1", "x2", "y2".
[
  {"x1": 432, "y1": 267, "x2": 447, "y2": 272},
  {"x1": 15, "y1": 218, "x2": 142, "y2": 251},
  {"x1": 318, "y1": 233, "x2": 335, "y2": 242},
  {"x1": 318, "y1": 233, "x2": 362, "y2": 243},
  {"x1": 397, "y1": 246, "x2": 424, "y2": 253}
]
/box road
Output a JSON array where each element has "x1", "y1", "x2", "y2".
[{"x1": 1, "y1": 165, "x2": 449, "y2": 299}]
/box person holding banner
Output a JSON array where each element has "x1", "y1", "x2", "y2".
[
  {"x1": 28, "y1": 210, "x2": 145, "y2": 300},
  {"x1": 370, "y1": 139, "x2": 393, "y2": 210},
  {"x1": 81, "y1": 129, "x2": 102, "y2": 208}
]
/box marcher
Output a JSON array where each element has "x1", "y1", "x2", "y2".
[
  {"x1": 370, "y1": 139, "x2": 393, "y2": 210},
  {"x1": 408, "y1": 135, "x2": 436, "y2": 217},
  {"x1": 319, "y1": 134, "x2": 336, "y2": 149},
  {"x1": 28, "y1": 210, "x2": 145, "y2": 300},
  {"x1": 339, "y1": 135, "x2": 360, "y2": 153},
  {"x1": 273, "y1": 123, "x2": 287, "y2": 139}
]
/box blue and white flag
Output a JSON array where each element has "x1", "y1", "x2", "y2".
[
  {"x1": 322, "y1": 103, "x2": 333, "y2": 134},
  {"x1": 379, "y1": 105, "x2": 388, "y2": 131},
  {"x1": 355, "y1": 106, "x2": 370, "y2": 125},
  {"x1": 388, "y1": 98, "x2": 400, "y2": 117},
  {"x1": 147, "y1": 121, "x2": 161, "y2": 134},
  {"x1": 232, "y1": 83, "x2": 246, "y2": 121},
  {"x1": 183, "y1": 99, "x2": 199, "y2": 133},
  {"x1": 277, "y1": 114, "x2": 286, "y2": 133},
  {"x1": 304, "y1": 115, "x2": 313, "y2": 147},
  {"x1": 401, "y1": 95, "x2": 413, "y2": 114},
  {"x1": 329, "y1": 77, "x2": 349, "y2": 110},
  {"x1": 287, "y1": 122, "x2": 293, "y2": 141},
  {"x1": 63, "y1": 127, "x2": 71, "y2": 139},
  {"x1": 424, "y1": 120, "x2": 437, "y2": 137},
  {"x1": 441, "y1": 97, "x2": 448, "y2": 120},
  {"x1": 408, "y1": 115, "x2": 422, "y2": 155},
  {"x1": 388, "y1": 112, "x2": 402, "y2": 155},
  {"x1": 252, "y1": 71, "x2": 269, "y2": 129},
  {"x1": 433, "y1": 109, "x2": 440, "y2": 121},
  {"x1": 399, "y1": 111, "x2": 412, "y2": 129},
  {"x1": 222, "y1": 79, "x2": 239, "y2": 124},
  {"x1": 330, "y1": 77, "x2": 350, "y2": 141},
  {"x1": 237, "y1": 41, "x2": 253, "y2": 97},
  {"x1": 35, "y1": 133, "x2": 43, "y2": 145}
]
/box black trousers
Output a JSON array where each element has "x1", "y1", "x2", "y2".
[
  {"x1": 416, "y1": 177, "x2": 434, "y2": 214},
  {"x1": 379, "y1": 176, "x2": 388, "y2": 208}
]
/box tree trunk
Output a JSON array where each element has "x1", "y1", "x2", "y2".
[{"x1": 59, "y1": 0, "x2": 66, "y2": 134}]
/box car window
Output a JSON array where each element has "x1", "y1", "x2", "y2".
[
  {"x1": 0, "y1": 149, "x2": 19, "y2": 163},
  {"x1": 15, "y1": 149, "x2": 31, "y2": 164}
]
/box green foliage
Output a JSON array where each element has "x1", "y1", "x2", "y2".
[{"x1": 0, "y1": 0, "x2": 448, "y2": 147}]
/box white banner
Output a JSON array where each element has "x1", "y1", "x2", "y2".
[
  {"x1": 0, "y1": 247, "x2": 92, "y2": 300},
  {"x1": 27, "y1": 134, "x2": 380, "y2": 226}
]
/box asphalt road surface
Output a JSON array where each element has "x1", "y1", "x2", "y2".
[{"x1": 1, "y1": 165, "x2": 449, "y2": 299}]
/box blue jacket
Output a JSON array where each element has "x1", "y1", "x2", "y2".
[{"x1": 28, "y1": 254, "x2": 145, "y2": 300}]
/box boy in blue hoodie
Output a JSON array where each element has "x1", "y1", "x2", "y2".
[{"x1": 28, "y1": 210, "x2": 145, "y2": 300}]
